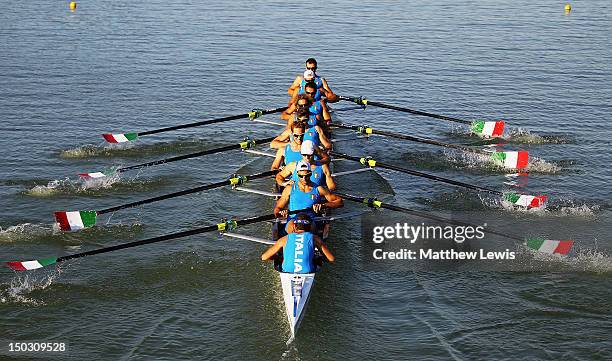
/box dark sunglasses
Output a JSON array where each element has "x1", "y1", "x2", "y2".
[
  {"x1": 298, "y1": 172, "x2": 312, "y2": 178},
  {"x1": 292, "y1": 133, "x2": 304, "y2": 138},
  {"x1": 305, "y1": 90, "x2": 316, "y2": 96},
  {"x1": 306, "y1": 66, "x2": 317, "y2": 71}
]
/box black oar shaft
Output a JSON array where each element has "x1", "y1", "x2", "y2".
[
  {"x1": 56, "y1": 208, "x2": 311, "y2": 264},
  {"x1": 330, "y1": 151, "x2": 501, "y2": 195},
  {"x1": 335, "y1": 192, "x2": 522, "y2": 242},
  {"x1": 98, "y1": 170, "x2": 276, "y2": 214},
  {"x1": 118, "y1": 136, "x2": 276, "y2": 173},
  {"x1": 137, "y1": 107, "x2": 287, "y2": 137},
  {"x1": 339, "y1": 95, "x2": 471, "y2": 125},
  {"x1": 332, "y1": 123, "x2": 487, "y2": 154}
]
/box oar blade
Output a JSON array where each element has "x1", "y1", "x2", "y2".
[
  {"x1": 472, "y1": 120, "x2": 505, "y2": 138},
  {"x1": 54, "y1": 211, "x2": 97, "y2": 231},
  {"x1": 6, "y1": 257, "x2": 58, "y2": 271},
  {"x1": 525, "y1": 238, "x2": 574, "y2": 255},
  {"x1": 491, "y1": 151, "x2": 529, "y2": 169},
  {"x1": 78, "y1": 171, "x2": 111, "y2": 180},
  {"x1": 503, "y1": 193, "x2": 547, "y2": 209},
  {"x1": 102, "y1": 132, "x2": 138, "y2": 143}
]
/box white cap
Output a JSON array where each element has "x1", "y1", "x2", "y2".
[
  {"x1": 300, "y1": 140, "x2": 315, "y2": 155},
  {"x1": 303, "y1": 70, "x2": 315, "y2": 80},
  {"x1": 296, "y1": 160, "x2": 311, "y2": 172}
]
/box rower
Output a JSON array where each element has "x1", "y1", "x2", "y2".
[
  {"x1": 270, "y1": 122, "x2": 306, "y2": 170},
  {"x1": 304, "y1": 81, "x2": 332, "y2": 127},
  {"x1": 274, "y1": 161, "x2": 343, "y2": 234},
  {"x1": 280, "y1": 94, "x2": 313, "y2": 123},
  {"x1": 288, "y1": 58, "x2": 338, "y2": 103},
  {"x1": 275, "y1": 140, "x2": 336, "y2": 191},
  {"x1": 280, "y1": 108, "x2": 332, "y2": 152},
  {"x1": 261, "y1": 213, "x2": 335, "y2": 272}
]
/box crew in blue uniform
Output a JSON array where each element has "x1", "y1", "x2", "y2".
[
  {"x1": 287, "y1": 58, "x2": 338, "y2": 103},
  {"x1": 275, "y1": 140, "x2": 336, "y2": 191},
  {"x1": 271, "y1": 121, "x2": 306, "y2": 170},
  {"x1": 261, "y1": 213, "x2": 335, "y2": 272},
  {"x1": 273, "y1": 108, "x2": 332, "y2": 153},
  {"x1": 273, "y1": 161, "x2": 343, "y2": 234}
]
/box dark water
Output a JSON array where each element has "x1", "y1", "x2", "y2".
[{"x1": 1, "y1": 1, "x2": 610, "y2": 360}]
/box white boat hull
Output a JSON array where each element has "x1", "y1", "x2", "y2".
[{"x1": 279, "y1": 271, "x2": 316, "y2": 337}]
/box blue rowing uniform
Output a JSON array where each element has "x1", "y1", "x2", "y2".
[
  {"x1": 309, "y1": 101, "x2": 323, "y2": 117},
  {"x1": 288, "y1": 182, "x2": 320, "y2": 224},
  {"x1": 291, "y1": 163, "x2": 325, "y2": 186},
  {"x1": 282, "y1": 232, "x2": 315, "y2": 273},
  {"x1": 284, "y1": 143, "x2": 302, "y2": 166},
  {"x1": 298, "y1": 80, "x2": 322, "y2": 101},
  {"x1": 304, "y1": 126, "x2": 320, "y2": 147}
]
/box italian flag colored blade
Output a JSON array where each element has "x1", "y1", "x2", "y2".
[
  {"x1": 78, "y1": 171, "x2": 113, "y2": 180},
  {"x1": 102, "y1": 132, "x2": 138, "y2": 143},
  {"x1": 54, "y1": 211, "x2": 98, "y2": 231},
  {"x1": 471, "y1": 120, "x2": 505, "y2": 138},
  {"x1": 526, "y1": 238, "x2": 574, "y2": 255},
  {"x1": 6, "y1": 257, "x2": 58, "y2": 271},
  {"x1": 504, "y1": 193, "x2": 547, "y2": 209},
  {"x1": 491, "y1": 151, "x2": 529, "y2": 169}
]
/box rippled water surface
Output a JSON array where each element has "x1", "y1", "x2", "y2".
[{"x1": 1, "y1": 1, "x2": 610, "y2": 360}]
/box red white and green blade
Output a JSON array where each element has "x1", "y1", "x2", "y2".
[
  {"x1": 504, "y1": 193, "x2": 547, "y2": 209},
  {"x1": 471, "y1": 120, "x2": 505, "y2": 138},
  {"x1": 491, "y1": 151, "x2": 529, "y2": 169},
  {"x1": 525, "y1": 238, "x2": 574, "y2": 255},
  {"x1": 6, "y1": 257, "x2": 58, "y2": 271},
  {"x1": 102, "y1": 132, "x2": 138, "y2": 143},
  {"x1": 54, "y1": 211, "x2": 98, "y2": 231}
]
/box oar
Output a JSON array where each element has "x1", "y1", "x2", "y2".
[
  {"x1": 329, "y1": 151, "x2": 546, "y2": 209},
  {"x1": 335, "y1": 192, "x2": 573, "y2": 255},
  {"x1": 7, "y1": 208, "x2": 310, "y2": 271},
  {"x1": 56, "y1": 170, "x2": 277, "y2": 231},
  {"x1": 338, "y1": 95, "x2": 505, "y2": 138},
  {"x1": 79, "y1": 136, "x2": 276, "y2": 179},
  {"x1": 331, "y1": 122, "x2": 528, "y2": 169},
  {"x1": 101, "y1": 107, "x2": 287, "y2": 143}
]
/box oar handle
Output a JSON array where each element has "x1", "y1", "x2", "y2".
[
  {"x1": 117, "y1": 136, "x2": 277, "y2": 173},
  {"x1": 330, "y1": 151, "x2": 501, "y2": 195},
  {"x1": 339, "y1": 95, "x2": 472, "y2": 125},
  {"x1": 137, "y1": 107, "x2": 287, "y2": 137}
]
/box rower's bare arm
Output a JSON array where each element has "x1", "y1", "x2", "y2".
[
  {"x1": 315, "y1": 236, "x2": 335, "y2": 263},
  {"x1": 321, "y1": 100, "x2": 332, "y2": 123},
  {"x1": 280, "y1": 103, "x2": 295, "y2": 121},
  {"x1": 271, "y1": 148, "x2": 285, "y2": 171},
  {"x1": 323, "y1": 165, "x2": 337, "y2": 191},
  {"x1": 321, "y1": 78, "x2": 338, "y2": 103},
  {"x1": 275, "y1": 163, "x2": 295, "y2": 186},
  {"x1": 319, "y1": 187, "x2": 343, "y2": 209},
  {"x1": 314, "y1": 147, "x2": 330, "y2": 165},
  {"x1": 261, "y1": 236, "x2": 286, "y2": 261},
  {"x1": 274, "y1": 186, "x2": 291, "y2": 217},
  {"x1": 270, "y1": 130, "x2": 290, "y2": 149},
  {"x1": 316, "y1": 126, "x2": 332, "y2": 150},
  {"x1": 287, "y1": 75, "x2": 302, "y2": 95}
]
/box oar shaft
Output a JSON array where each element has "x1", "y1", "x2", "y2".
[
  {"x1": 332, "y1": 123, "x2": 487, "y2": 154},
  {"x1": 137, "y1": 107, "x2": 287, "y2": 137},
  {"x1": 330, "y1": 151, "x2": 501, "y2": 195},
  {"x1": 339, "y1": 95, "x2": 471, "y2": 125},
  {"x1": 117, "y1": 136, "x2": 277, "y2": 173},
  {"x1": 98, "y1": 170, "x2": 276, "y2": 214},
  {"x1": 56, "y1": 207, "x2": 311, "y2": 264}
]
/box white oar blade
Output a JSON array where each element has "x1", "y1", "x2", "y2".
[
  {"x1": 503, "y1": 193, "x2": 547, "y2": 209},
  {"x1": 78, "y1": 171, "x2": 110, "y2": 180},
  {"x1": 54, "y1": 211, "x2": 97, "y2": 231},
  {"x1": 102, "y1": 132, "x2": 138, "y2": 143},
  {"x1": 472, "y1": 120, "x2": 505, "y2": 138},
  {"x1": 491, "y1": 151, "x2": 529, "y2": 169},
  {"x1": 525, "y1": 238, "x2": 573, "y2": 255}
]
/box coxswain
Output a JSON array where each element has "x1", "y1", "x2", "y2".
[
  {"x1": 275, "y1": 140, "x2": 336, "y2": 191},
  {"x1": 261, "y1": 213, "x2": 335, "y2": 272},
  {"x1": 274, "y1": 160, "x2": 343, "y2": 233}
]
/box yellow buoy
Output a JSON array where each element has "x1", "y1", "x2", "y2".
[
  {"x1": 565, "y1": 3, "x2": 571, "y2": 13},
  {"x1": 69, "y1": 1, "x2": 77, "y2": 11}
]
